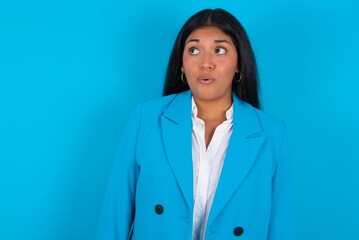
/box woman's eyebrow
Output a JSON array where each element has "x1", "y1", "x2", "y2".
[
  {"x1": 214, "y1": 39, "x2": 231, "y2": 44},
  {"x1": 185, "y1": 39, "x2": 199, "y2": 44}
]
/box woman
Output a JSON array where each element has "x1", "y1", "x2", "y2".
[{"x1": 96, "y1": 8, "x2": 292, "y2": 240}]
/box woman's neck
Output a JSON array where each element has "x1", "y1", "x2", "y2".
[
  {"x1": 193, "y1": 95, "x2": 232, "y2": 148},
  {"x1": 194, "y1": 96, "x2": 232, "y2": 122}
]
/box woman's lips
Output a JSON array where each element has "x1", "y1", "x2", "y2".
[{"x1": 197, "y1": 76, "x2": 215, "y2": 85}]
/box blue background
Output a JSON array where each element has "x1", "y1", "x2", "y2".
[{"x1": 1, "y1": 0, "x2": 358, "y2": 239}]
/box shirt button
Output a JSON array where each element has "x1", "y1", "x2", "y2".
[
  {"x1": 233, "y1": 226, "x2": 244, "y2": 236},
  {"x1": 155, "y1": 204, "x2": 164, "y2": 215}
]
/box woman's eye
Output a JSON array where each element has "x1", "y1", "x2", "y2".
[
  {"x1": 189, "y1": 47, "x2": 200, "y2": 55},
  {"x1": 215, "y1": 47, "x2": 227, "y2": 54}
]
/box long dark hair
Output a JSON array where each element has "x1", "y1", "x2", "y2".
[{"x1": 163, "y1": 8, "x2": 260, "y2": 109}]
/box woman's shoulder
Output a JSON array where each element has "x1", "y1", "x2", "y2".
[
  {"x1": 237, "y1": 99, "x2": 286, "y2": 137},
  {"x1": 254, "y1": 107, "x2": 285, "y2": 128},
  {"x1": 253, "y1": 107, "x2": 287, "y2": 142},
  {"x1": 137, "y1": 91, "x2": 189, "y2": 118}
]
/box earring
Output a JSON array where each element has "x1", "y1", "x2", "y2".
[
  {"x1": 181, "y1": 66, "x2": 185, "y2": 83},
  {"x1": 235, "y1": 72, "x2": 242, "y2": 83},
  {"x1": 181, "y1": 72, "x2": 185, "y2": 82}
]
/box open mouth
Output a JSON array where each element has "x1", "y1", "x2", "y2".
[{"x1": 198, "y1": 77, "x2": 215, "y2": 84}]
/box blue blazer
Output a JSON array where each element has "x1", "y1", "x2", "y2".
[{"x1": 96, "y1": 90, "x2": 293, "y2": 240}]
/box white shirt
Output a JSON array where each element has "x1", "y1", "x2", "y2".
[{"x1": 191, "y1": 98, "x2": 233, "y2": 240}]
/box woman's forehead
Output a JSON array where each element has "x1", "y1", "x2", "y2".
[{"x1": 188, "y1": 26, "x2": 230, "y2": 38}]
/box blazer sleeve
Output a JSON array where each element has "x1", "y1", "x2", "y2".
[
  {"x1": 96, "y1": 103, "x2": 143, "y2": 240},
  {"x1": 268, "y1": 121, "x2": 294, "y2": 239}
]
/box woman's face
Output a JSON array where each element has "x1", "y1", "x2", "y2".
[{"x1": 182, "y1": 26, "x2": 238, "y2": 103}]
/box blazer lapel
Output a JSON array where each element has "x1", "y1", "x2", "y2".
[
  {"x1": 161, "y1": 91, "x2": 194, "y2": 210},
  {"x1": 208, "y1": 97, "x2": 265, "y2": 225}
]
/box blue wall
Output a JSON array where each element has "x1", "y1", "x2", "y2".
[{"x1": 1, "y1": 0, "x2": 358, "y2": 239}]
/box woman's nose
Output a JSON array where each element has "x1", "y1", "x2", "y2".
[{"x1": 200, "y1": 53, "x2": 215, "y2": 70}]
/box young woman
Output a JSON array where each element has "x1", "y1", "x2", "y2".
[{"x1": 97, "y1": 8, "x2": 293, "y2": 240}]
